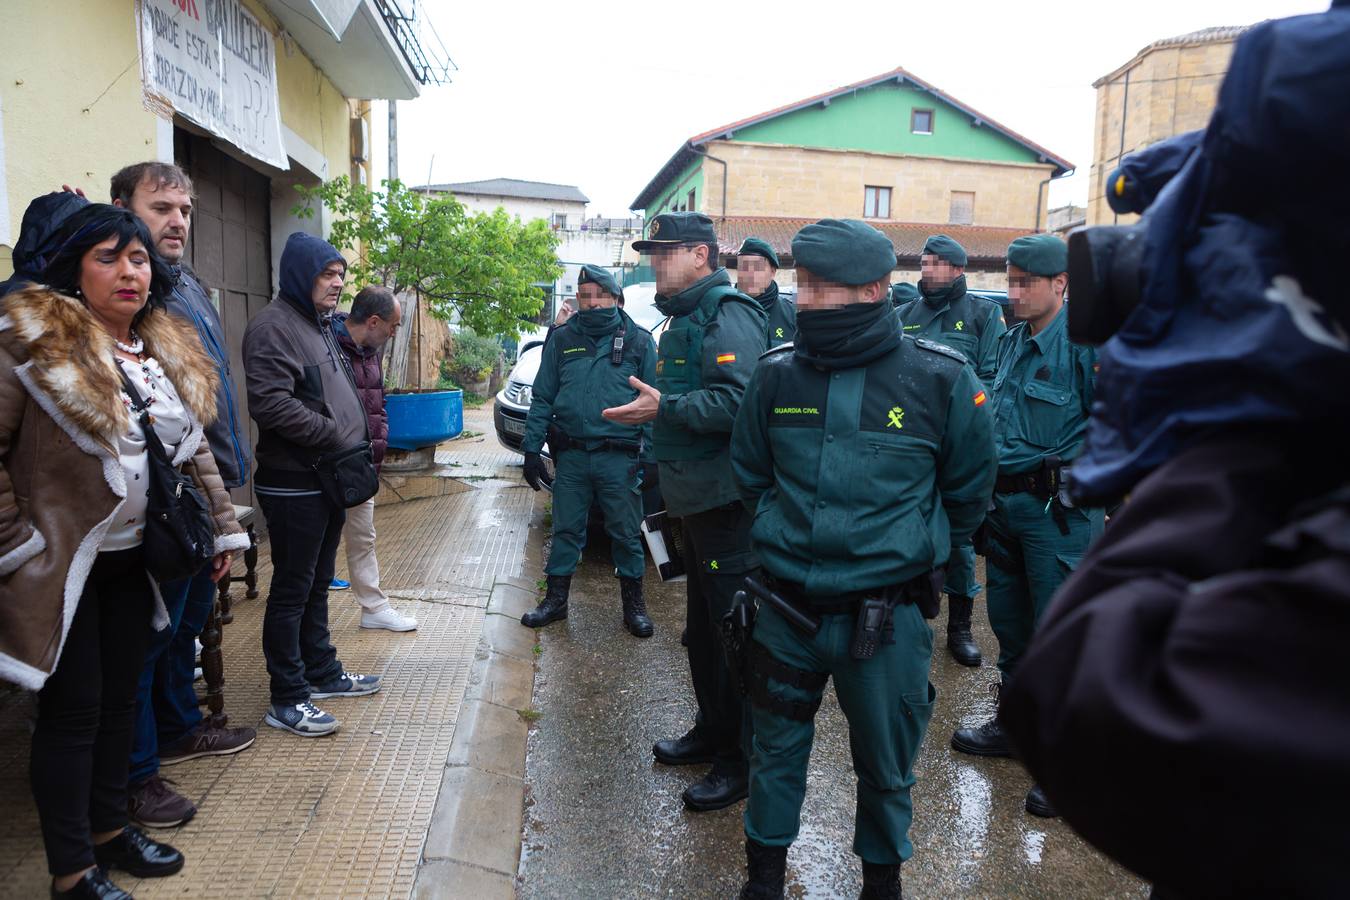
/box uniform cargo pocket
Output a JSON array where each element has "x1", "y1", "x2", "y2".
[
  {"x1": 1021, "y1": 379, "x2": 1072, "y2": 446},
  {"x1": 901, "y1": 681, "x2": 938, "y2": 723}
]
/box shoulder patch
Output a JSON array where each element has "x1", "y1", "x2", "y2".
[
  {"x1": 758, "y1": 342, "x2": 794, "y2": 361},
  {"x1": 914, "y1": 337, "x2": 968, "y2": 364}
]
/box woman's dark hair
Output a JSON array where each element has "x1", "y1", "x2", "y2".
[{"x1": 41, "y1": 203, "x2": 175, "y2": 326}]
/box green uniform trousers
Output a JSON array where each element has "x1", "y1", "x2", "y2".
[
  {"x1": 943, "y1": 543, "x2": 981, "y2": 599},
  {"x1": 984, "y1": 490, "x2": 1104, "y2": 681},
  {"x1": 744, "y1": 601, "x2": 936, "y2": 864},
  {"x1": 544, "y1": 448, "x2": 645, "y2": 579}
]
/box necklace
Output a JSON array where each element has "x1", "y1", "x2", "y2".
[{"x1": 115, "y1": 330, "x2": 144, "y2": 356}]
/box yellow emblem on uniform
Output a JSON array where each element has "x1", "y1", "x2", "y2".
[
  {"x1": 709, "y1": 560, "x2": 719, "y2": 571},
  {"x1": 649, "y1": 219, "x2": 661, "y2": 237},
  {"x1": 775, "y1": 327, "x2": 784, "y2": 338},
  {"x1": 887, "y1": 407, "x2": 904, "y2": 429},
  {"x1": 955, "y1": 320, "x2": 964, "y2": 331}
]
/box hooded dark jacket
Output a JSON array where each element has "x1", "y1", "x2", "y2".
[
  {"x1": 242, "y1": 233, "x2": 366, "y2": 491},
  {"x1": 332, "y1": 313, "x2": 388, "y2": 472}
]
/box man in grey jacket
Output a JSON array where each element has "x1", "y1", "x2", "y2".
[{"x1": 243, "y1": 232, "x2": 382, "y2": 738}]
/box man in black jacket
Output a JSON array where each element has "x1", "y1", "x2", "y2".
[{"x1": 244, "y1": 232, "x2": 381, "y2": 738}]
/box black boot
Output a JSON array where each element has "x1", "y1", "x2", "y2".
[
  {"x1": 859, "y1": 862, "x2": 902, "y2": 899},
  {"x1": 620, "y1": 577, "x2": 653, "y2": 638},
  {"x1": 683, "y1": 767, "x2": 749, "y2": 811},
  {"x1": 521, "y1": 575, "x2": 570, "y2": 628},
  {"x1": 92, "y1": 826, "x2": 184, "y2": 878},
  {"x1": 738, "y1": 839, "x2": 786, "y2": 900},
  {"x1": 1026, "y1": 783, "x2": 1058, "y2": 818},
  {"x1": 945, "y1": 595, "x2": 981, "y2": 667},
  {"x1": 50, "y1": 870, "x2": 132, "y2": 900},
  {"x1": 950, "y1": 682, "x2": 1013, "y2": 757}
]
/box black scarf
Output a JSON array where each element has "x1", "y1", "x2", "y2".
[
  {"x1": 920, "y1": 273, "x2": 967, "y2": 309},
  {"x1": 575, "y1": 305, "x2": 621, "y2": 339},
  {"x1": 655, "y1": 268, "x2": 730, "y2": 318},
  {"x1": 755, "y1": 281, "x2": 779, "y2": 314},
  {"x1": 794, "y1": 300, "x2": 901, "y2": 370}
]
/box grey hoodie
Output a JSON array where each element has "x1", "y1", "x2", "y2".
[{"x1": 242, "y1": 232, "x2": 366, "y2": 491}]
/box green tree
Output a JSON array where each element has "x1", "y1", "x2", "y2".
[{"x1": 294, "y1": 177, "x2": 561, "y2": 339}]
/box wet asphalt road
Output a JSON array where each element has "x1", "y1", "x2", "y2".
[{"x1": 518, "y1": 530, "x2": 1148, "y2": 899}]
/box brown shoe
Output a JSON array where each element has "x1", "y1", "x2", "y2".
[
  {"x1": 160, "y1": 723, "x2": 257, "y2": 766},
  {"x1": 127, "y1": 774, "x2": 196, "y2": 828}
]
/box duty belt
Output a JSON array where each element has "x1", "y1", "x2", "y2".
[
  {"x1": 765, "y1": 571, "x2": 936, "y2": 616},
  {"x1": 995, "y1": 467, "x2": 1061, "y2": 497}
]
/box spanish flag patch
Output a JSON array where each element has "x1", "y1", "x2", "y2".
[
  {"x1": 973, "y1": 390, "x2": 987, "y2": 407},
  {"x1": 716, "y1": 353, "x2": 737, "y2": 365}
]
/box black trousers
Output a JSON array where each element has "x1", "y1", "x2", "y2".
[
  {"x1": 31, "y1": 547, "x2": 153, "y2": 876},
  {"x1": 257, "y1": 492, "x2": 346, "y2": 705},
  {"x1": 681, "y1": 502, "x2": 760, "y2": 774}
]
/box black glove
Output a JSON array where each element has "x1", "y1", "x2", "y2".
[{"x1": 523, "y1": 452, "x2": 551, "y2": 491}]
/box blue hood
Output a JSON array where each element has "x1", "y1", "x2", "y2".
[
  {"x1": 1074, "y1": 5, "x2": 1350, "y2": 503},
  {"x1": 278, "y1": 232, "x2": 345, "y2": 318}
]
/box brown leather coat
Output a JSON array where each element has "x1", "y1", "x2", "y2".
[{"x1": 0, "y1": 286, "x2": 247, "y2": 690}]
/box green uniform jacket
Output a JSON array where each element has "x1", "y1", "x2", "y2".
[
  {"x1": 992, "y1": 305, "x2": 1097, "y2": 475},
  {"x1": 897, "y1": 277, "x2": 1006, "y2": 388},
  {"x1": 522, "y1": 310, "x2": 656, "y2": 454},
  {"x1": 731, "y1": 337, "x2": 997, "y2": 595},
  {"x1": 655, "y1": 269, "x2": 768, "y2": 517},
  {"x1": 761, "y1": 284, "x2": 797, "y2": 347}
]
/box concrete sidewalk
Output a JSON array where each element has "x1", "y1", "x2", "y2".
[{"x1": 0, "y1": 408, "x2": 543, "y2": 899}]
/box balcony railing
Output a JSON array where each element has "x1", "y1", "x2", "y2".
[{"x1": 373, "y1": 0, "x2": 456, "y2": 86}]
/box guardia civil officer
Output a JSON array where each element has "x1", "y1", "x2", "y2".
[
  {"x1": 895, "y1": 235, "x2": 1007, "y2": 667},
  {"x1": 889, "y1": 282, "x2": 920, "y2": 308},
  {"x1": 602, "y1": 211, "x2": 768, "y2": 811},
  {"x1": 735, "y1": 237, "x2": 796, "y2": 346},
  {"x1": 519, "y1": 265, "x2": 657, "y2": 637},
  {"x1": 950, "y1": 233, "x2": 1104, "y2": 818},
  {"x1": 731, "y1": 220, "x2": 996, "y2": 899}
]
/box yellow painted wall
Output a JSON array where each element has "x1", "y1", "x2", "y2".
[{"x1": 1, "y1": 0, "x2": 364, "y2": 277}]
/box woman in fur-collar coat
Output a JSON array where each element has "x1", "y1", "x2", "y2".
[{"x1": 0, "y1": 204, "x2": 245, "y2": 898}]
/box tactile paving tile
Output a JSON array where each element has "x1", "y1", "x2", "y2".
[{"x1": 0, "y1": 410, "x2": 535, "y2": 899}]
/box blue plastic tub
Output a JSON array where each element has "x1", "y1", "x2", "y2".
[{"x1": 385, "y1": 390, "x2": 464, "y2": 451}]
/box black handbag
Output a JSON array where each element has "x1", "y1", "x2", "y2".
[
  {"x1": 312, "y1": 441, "x2": 380, "y2": 508},
  {"x1": 116, "y1": 365, "x2": 216, "y2": 582}
]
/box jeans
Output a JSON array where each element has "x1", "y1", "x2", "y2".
[
  {"x1": 257, "y1": 491, "x2": 346, "y2": 705},
  {"x1": 31, "y1": 547, "x2": 153, "y2": 876},
  {"x1": 128, "y1": 570, "x2": 215, "y2": 784}
]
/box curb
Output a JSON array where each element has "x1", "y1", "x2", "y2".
[{"x1": 413, "y1": 501, "x2": 545, "y2": 898}]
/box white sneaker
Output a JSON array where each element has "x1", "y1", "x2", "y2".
[
  {"x1": 361, "y1": 607, "x2": 418, "y2": 632},
  {"x1": 193, "y1": 666, "x2": 203, "y2": 681},
  {"x1": 264, "y1": 700, "x2": 339, "y2": 737}
]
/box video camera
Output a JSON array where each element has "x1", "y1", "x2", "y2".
[{"x1": 1061, "y1": 6, "x2": 1350, "y2": 506}]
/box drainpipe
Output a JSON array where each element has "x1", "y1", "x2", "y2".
[
  {"x1": 692, "y1": 144, "x2": 729, "y2": 220},
  {"x1": 1035, "y1": 167, "x2": 1075, "y2": 233}
]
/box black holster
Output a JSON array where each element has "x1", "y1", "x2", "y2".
[{"x1": 720, "y1": 591, "x2": 757, "y2": 696}]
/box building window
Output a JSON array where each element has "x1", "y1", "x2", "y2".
[
  {"x1": 912, "y1": 108, "x2": 934, "y2": 134},
  {"x1": 552, "y1": 212, "x2": 568, "y2": 229},
  {"x1": 864, "y1": 186, "x2": 892, "y2": 219},
  {"x1": 949, "y1": 191, "x2": 975, "y2": 225},
  {"x1": 687, "y1": 189, "x2": 696, "y2": 211}
]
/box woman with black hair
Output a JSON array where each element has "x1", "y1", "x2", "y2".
[{"x1": 0, "y1": 204, "x2": 247, "y2": 898}]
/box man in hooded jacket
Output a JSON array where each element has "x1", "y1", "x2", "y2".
[{"x1": 243, "y1": 232, "x2": 382, "y2": 738}]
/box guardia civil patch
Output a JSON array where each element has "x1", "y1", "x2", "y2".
[
  {"x1": 974, "y1": 390, "x2": 987, "y2": 407},
  {"x1": 716, "y1": 353, "x2": 737, "y2": 365}
]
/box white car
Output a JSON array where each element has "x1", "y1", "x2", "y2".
[{"x1": 493, "y1": 283, "x2": 665, "y2": 454}]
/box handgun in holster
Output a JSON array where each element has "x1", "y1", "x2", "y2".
[
  {"x1": 720, "y1": 591, "x2": 757, "y2": 696},
  {"x1": 1043, "y1": 455, "x2": 1071, "y2": 536},
  {"x1": 545, "y1": 425, "x2": 573, "y2": 456}
]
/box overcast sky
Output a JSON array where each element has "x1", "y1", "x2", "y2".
[{"x1": 374, "y1": 0, "x2": 1325, "y2": 219}]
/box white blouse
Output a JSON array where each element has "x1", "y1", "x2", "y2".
[{"x1": 101, "y1": 355, "x2": 194, "y2": 552}]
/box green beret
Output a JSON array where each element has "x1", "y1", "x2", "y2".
[
  {"x1": 791, "y1": 219, "x2": 897, "y2": 286},
  {"x1": 922, "y1": 234, "x2": 968, "y2": 267},
  {"x1": 1007, "y1": 233, "x2": 1068, "y2": 276},
  {"x1": 890, "y1": 282, "x2": 921, "y2": 305},
  {"x1": 736, "y1": 237, "x2": 779, "y2": 268},
  {"x1": 578, "y1": 264, "x2": 622, "y2": 299}
]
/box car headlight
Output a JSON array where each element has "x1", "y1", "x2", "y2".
[{"x1": 519, "y1": 384, "x2": 532, "y2": 406}]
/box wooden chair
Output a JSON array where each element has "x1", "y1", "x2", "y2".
[{"x1": 198, "y1": 505, "x2": 258, "y2": 728}]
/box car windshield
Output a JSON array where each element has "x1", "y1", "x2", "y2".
[{"x1": 619, "y1": 283, "x2": 666, "y2": 332}]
